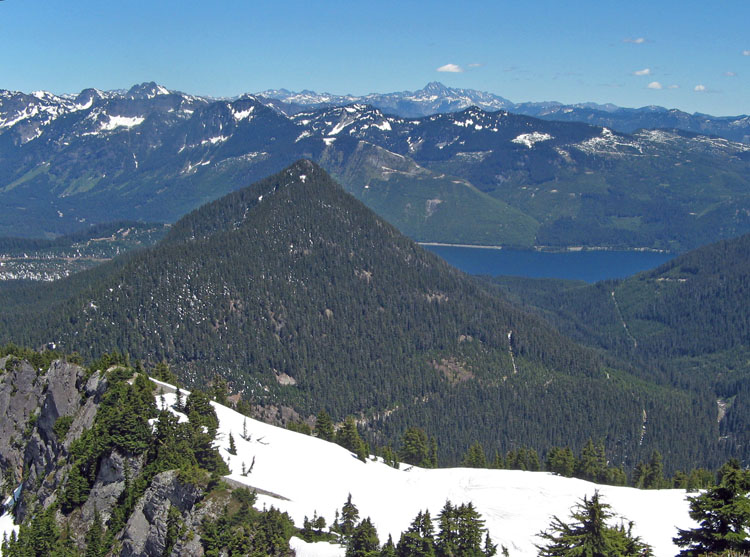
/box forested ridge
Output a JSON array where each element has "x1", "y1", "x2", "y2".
[
  {"x1": 0, "y1": 161, "x2": 728, "y2": 471},
  {"x1": 488, "y1": 233, "x2": 750, "y2": 467}
]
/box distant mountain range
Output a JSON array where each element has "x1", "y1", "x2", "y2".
[
  {"x1": 260, "y1": 81, "x2": 750, "y2": 143},
  {"x1": 2, "y1": 82, "x2": 750, "y2": 252}
]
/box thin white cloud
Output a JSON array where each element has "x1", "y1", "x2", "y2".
[
  {"x1": 647, "y1": 81, "x2": 663, "y2": 90},
  {"x1": 436, "y1": 64, "x2": 464, "y2": 73},
  {"x1": 743, "y1": 50, "x2": 750, "y2": 56},
  {"x1": 724, "y1": 71, "x2": 737, "y2": 77},
  {"x1": 694, "y1": 84, "x2": 707, "y2": 92},
  {"x1": 624, "y1": 37, "x2": 647, "y2": 44},
  {"x1": 668, "y1": 84, "x2": 680, "y2": 89},
  {"x1": 468, "y1": 63, "x2": 482, "y2": 68},
  {"x1": 632, "y1": 68, "x2": 652, "y2": 76}
]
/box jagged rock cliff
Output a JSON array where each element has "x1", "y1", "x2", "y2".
[{"x1": 0, "y1": 354, "x2": 294, "y2": 556}]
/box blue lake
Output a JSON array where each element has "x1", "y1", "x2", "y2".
[{"x1": 422, "y1": 245, "x2": 675, "y2": 283}]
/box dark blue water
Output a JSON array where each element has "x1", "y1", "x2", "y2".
[{"x1": 423, "y1": 245, "x2": 674, "y2": 283}]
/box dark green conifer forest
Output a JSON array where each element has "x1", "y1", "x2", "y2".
[{"x1": 0, "y1": 161, "x2": 745, "y2": 474}]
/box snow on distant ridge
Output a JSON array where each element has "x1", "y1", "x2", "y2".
[
  {"x1": 100, "y1": 115, "x2": 145, "y2": 131},
  {"x1": 512, "y1": 132, "x2": 553, "y2": 148},
  {"x1": 149, "y1": 383, "x2": 694, "y2": 557}
]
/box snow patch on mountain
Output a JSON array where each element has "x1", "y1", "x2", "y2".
[
  {"x1": 233, "y1": 106, "x2": 255, "y2": 121},
  {"x1": 575, "y1": 127, "x2": 643, "y2": 156},
  {"x1": 201, "y1": 135, "x2": 229, "y2": 146},
  {"x1": 100, "y1": 115, "x2": 145, "y2": 131},
  {"x1": 512, "y1": 132, "x2": 553, "y2": 148}
]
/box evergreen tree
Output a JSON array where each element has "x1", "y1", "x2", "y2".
[
  {"x1": 462, "y1": 443, "x2": 488, "y2": 469},
  {"x1": 380, "y1": 534, "x2": 397, "y2": 557},
  {"x1": 347, "y1": 517, "x2": 380, "y2": 557},
  {"x1": 85, "y1": 509, "x2": 105, "y2": 557},
  {"x1": 483, "y1": 532, "x2": 497, "y2": 557},
  {"x1": 632, "y1": 461, "x2": 649, "y2": 489},
  {"x1": 399, "y1": 428, "x2": 432, "y2": 468},
  {"x1": 435, "y1": 501, "x2": 458, "y2": 556},
  {"x1": 184, "y1": 389, "x2": 219, "y2": 435},
  {"x1": 430, "y1": 437, "x2": 438, "y2": 468},
  {"x1": 174, "y1": 388, "x2": 184, "y2": 412},
  {"x1": 209, "y1": 375, "x2": 229, "y2": 405},
  {"x1": 314, "y1": 512, "x2": 327, "y2": 532},
  {"x1": 546, "y1": 447, "x2": 575, "y2": 477},
  {"x1": 397, "y1": 510, "x2": 435, "y2": 557},
  {"x1": 341, "y1": 494, "x2": 361, "y2": 539},
  {"x1": 60, "y1": 462, "x2": 91, "y2": 513},
  {"x1": 576, "y1": 439, "x2": 606, "y2": 483},
  {"x1": 152, "y1": 360, "x2": 177, "y2": 384},
  {"x1": 491, "y1": 451, "x2": 505, "y2": 470},
  {"x1": 643, "y1": 451, "x2": 664, "y2": 489},
  {"x1": 381, "y1": 445, "x2": 399, "y2": 469},
  {"x1": 315, "y1": 410, "x2": 335, "y2": 442},
  {"x1": 455, "y1": 502, "x2": 486, "y2": 556},
  {"x1": 337, "y1": 417, "x2": 368, "y2": 462},
  {"x1": 228, "y1": 432, "x2": 237, "y2": 456},
  {"x1": 673, "y1": 463, "x2": 750, "y2": 556},
  {"x1": 536, "y1": 491, "x2": 652, "y2": 557}
]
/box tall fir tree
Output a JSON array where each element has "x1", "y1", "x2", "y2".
[
  {"x1": 380, "y1": 534, "x2": 397, "y2": 557},
  {"x1": 399, "y1": 428, "x2": 432, "y2": 468},
  {"x1": 673, "y1": 463, "x2": 750, "y2": 556},
  {"x1": 85, "y1": 509, "x2": 106, "y2": 557},
  {"x1": 336, "y1": 417, "x2": 368, "y2": 462},
  {"x1": 536, "y1": 491, "x2": 652, "y2": 557},
  {"x1": 462, "y1": 443, "x2": 488, "y2": 469},
  {"x1": 341, "y1": 494, "x2": 361, "y2": 539},
  {"x1": 397, "y1": 510, "x2": 436, "y2": 557},
  {"x1": 347, "y1": 517, "x2": 380, "y2": 557},
  {"x1": 315, "y1": 410, "x2": 335, "y2": 442}
]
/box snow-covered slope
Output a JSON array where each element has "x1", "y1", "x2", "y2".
[{"x1": 151, "y1": 383, "x2": 693, "y2": 557}]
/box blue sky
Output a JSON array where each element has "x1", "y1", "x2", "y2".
[{"x1": 2, "y1": 0, "x2": 749, "y2": 115}]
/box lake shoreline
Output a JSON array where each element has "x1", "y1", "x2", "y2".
[
  {"x1": 418, "y1": 242, "x2": 673, "y2": 254},
  {"x1": 422, "y1": 245, "x2": 675, "y2": 283}
]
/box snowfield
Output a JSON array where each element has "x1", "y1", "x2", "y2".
[
  {"x1": 0, "y1": 382, "x2": 696, "y2": 556},
  {"x1": 154, "y1": 383, "x2": 695, "y2": 557}
]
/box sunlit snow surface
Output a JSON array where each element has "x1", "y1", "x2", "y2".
[
  {"x1": 151, "y1": 383, "x2": 694, "y2": 557},
  {"x1": 0, "y1": 381, "x2": 695, "y2": 556},
  {"x1": 0, "y1": 512, "x2": 18, "y2": 550}
]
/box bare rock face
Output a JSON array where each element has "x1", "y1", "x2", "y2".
[
  {"x1": 0, "y1": 359, "x2": 100, "y2": 523},
  {"x1": 81, "y1": 450, "x2": 145, "y2": 524},
  {"x1": 0, "y1": 358, "x2": 250, "y2": 556},
  {"x1": 25, "y1": 361, "x2": 88, "y2": 480},
  {"x1": 119, "y1": 471, "x2": 204, "y2": 557},
  {"x1": 0, "y1": 359, "x2": 45, "y2": 479}
]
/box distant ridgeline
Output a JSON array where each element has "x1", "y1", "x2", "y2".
[
  {"x1": 0, "y1": 161, "x2": 738, "y2": 474},
  {"x1": 1, "y1": 83, "x2": 750, "y2": 251},
  {"x1": 0, "y1": 221, "x2": 168, "y2": 283}
]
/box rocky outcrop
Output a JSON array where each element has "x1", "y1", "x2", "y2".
[
  {"x1": 0, "y1": 358, "x2": 46, "y2": 481},
  {"x1": 1, "y1": 358, "x2": 265, "y2": 557},
  {"x1": 0, "y1": 359, "x2": 103, "y2": 523},
  {"x1": 119, "y1": 471, "x2": 206, "y2": 557},
  {"x1": 85, "y1": 450, "x2": 145, "y2": 522}
]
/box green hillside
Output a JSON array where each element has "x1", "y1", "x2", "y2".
[{"x1": 0, "y1": 161, "x2": 722, "y2": 470}]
